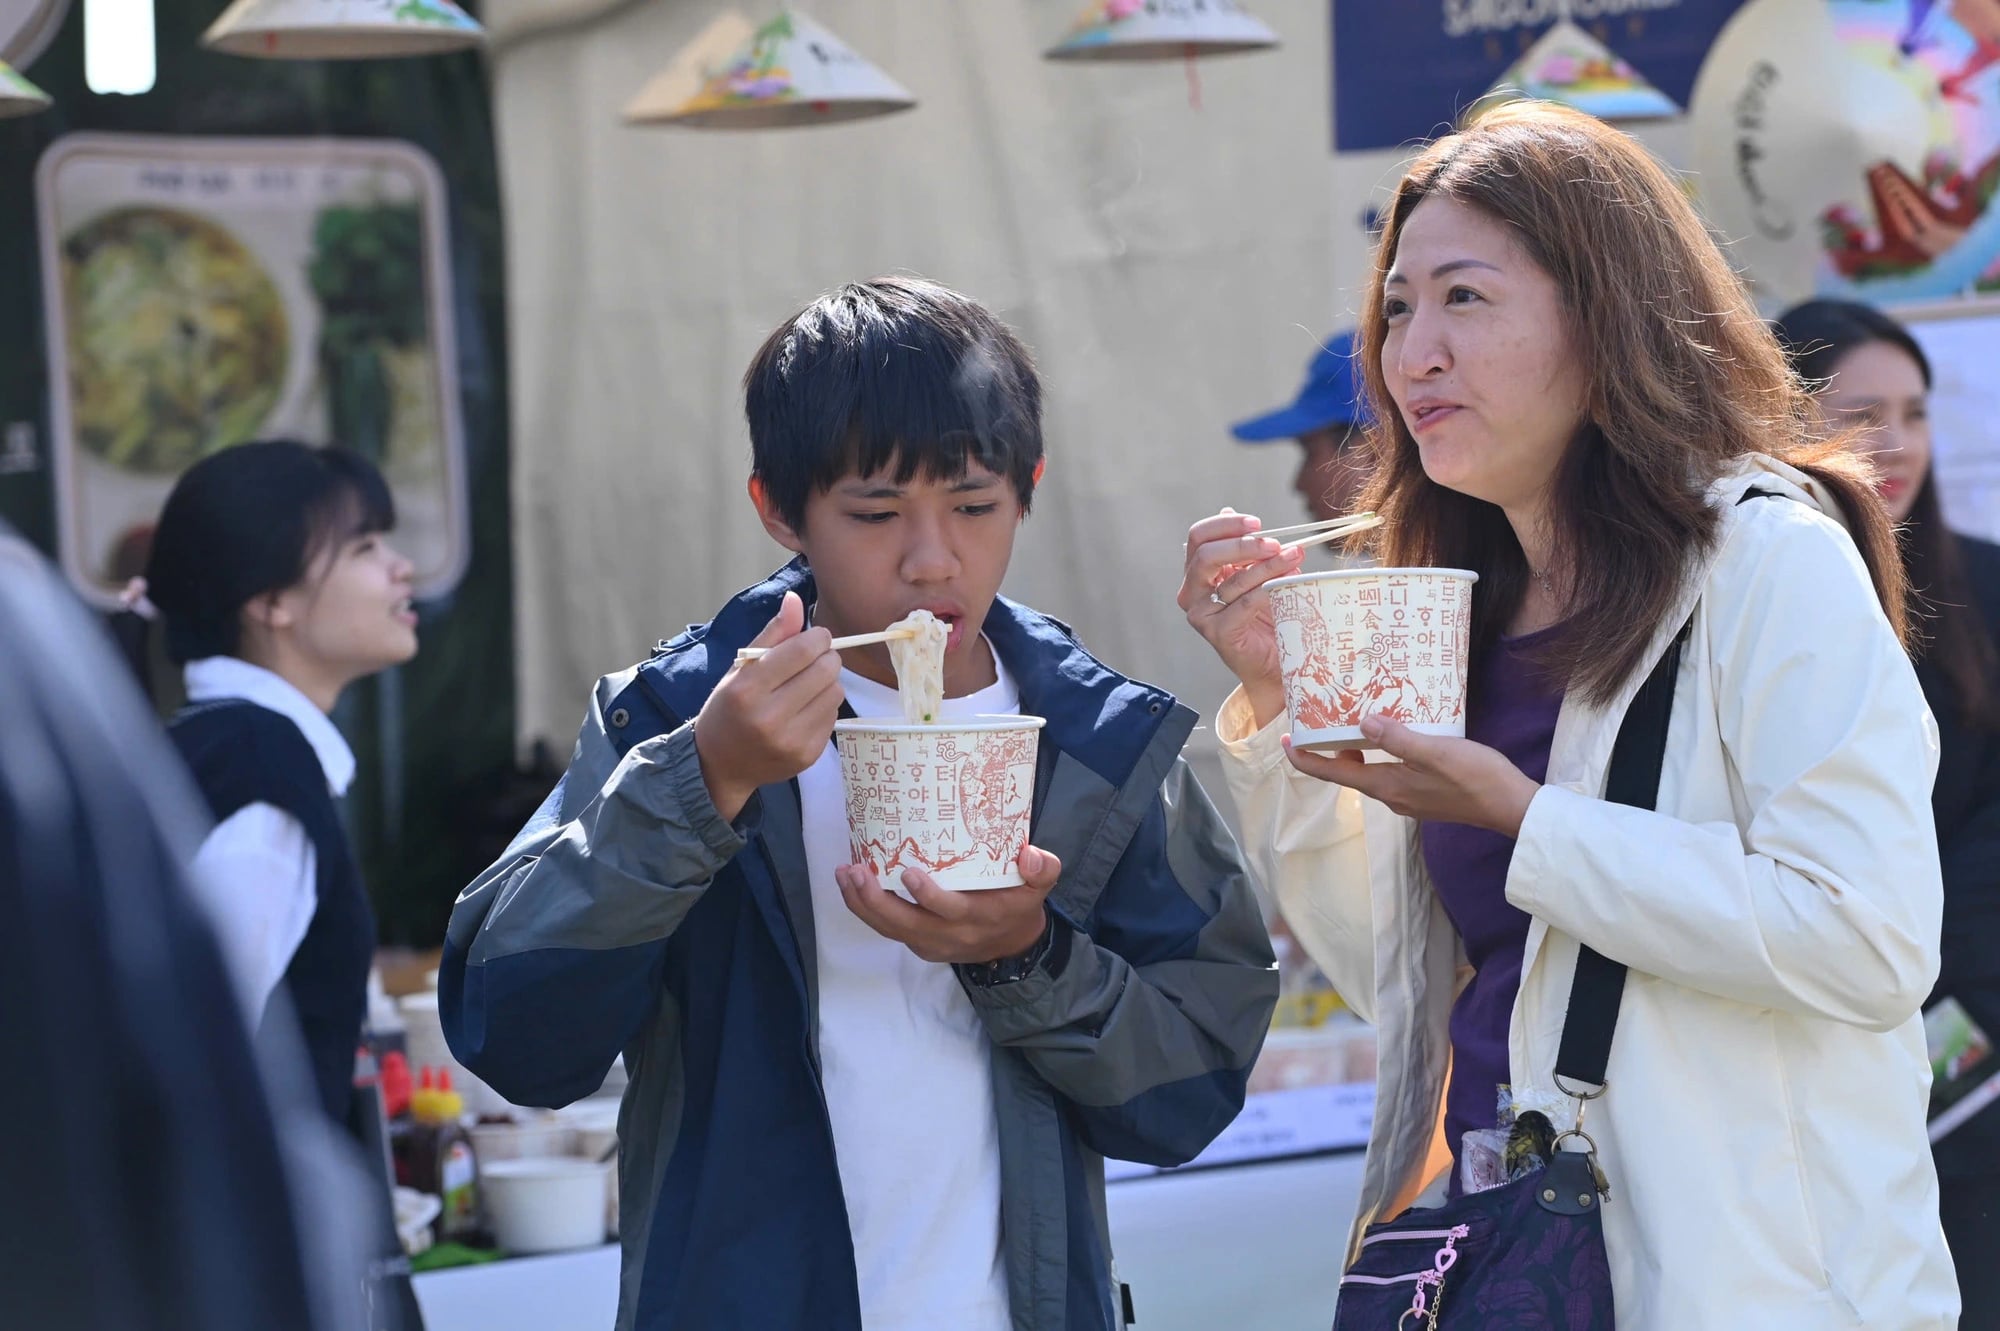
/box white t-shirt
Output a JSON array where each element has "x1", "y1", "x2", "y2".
[{"x1": 795, "y1": 656, "x2": 1018, "y2": 1331}]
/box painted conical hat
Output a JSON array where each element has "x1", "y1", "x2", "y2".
[
  {"x1": 1, "y1": 0, "x2": 73, "y2": 70},
  {"x1": 624, "y1": 11, "x2": 757, "y2": 124},
  {"x1": 1689, "y1": 0, "x2": 2000, "y2": 308},
  {"x1": 1044, "y1": 0, "x2": 1278, "y2": 62},
  {"x1": 1476, "y1": 18, "x2": 1679, "y2": 122},
  {"x1": 202, "y1": 0, "x2": 484, "y2": 59},
  {"x1": 633, "y1": 10, "x2": 914, "y2": 129},
  {"x1": 0, "y1": 58, "x2": 50, "y2": 117}
]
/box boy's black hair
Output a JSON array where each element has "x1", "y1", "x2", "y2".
[
  {"x1": 143, "y1": 440, "x2": 396, "y2": 665},
  {"x1": 744, "y1": 276, "x2": 1044, "y2": 532}
]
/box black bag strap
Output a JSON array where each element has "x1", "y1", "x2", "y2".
[
  {"x1": 1550, "y1": 616, "x2": 1689, "y2": 1089},
  {"x1": 1552, "y1": 486, "x2": 1783, "y2": 1089}
]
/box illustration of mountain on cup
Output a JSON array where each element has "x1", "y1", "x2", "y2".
[
  {"x1": 956, "y1": 731, "x2": 1036, "y2": 863},
  {"x1": 835, "y1": 719, "x2": 1043, "y2": 888},
  {"x1": 1266, "y1": 570, "x2": 1476, "y2": 751}
]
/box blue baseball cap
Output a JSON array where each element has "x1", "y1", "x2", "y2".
[{"x1": 1230, "y1": 330, "x2": 1372, "y2": 443}]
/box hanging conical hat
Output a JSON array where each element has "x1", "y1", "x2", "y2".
[
  {"x1": 1044, "y1": 0, "x2": 1278, "y2": 62},
  {"x1": 1475, "y1": 18, "x2": 1679, "y2": 122},
  {"x1": 624, "y1": 10, "x2": 757, "y2": 124},
  {"x1": 202, "y1": 0, "x2": 484, "y2": 60},
  {"x1": 1689, "y1": 0, "x2": 2000, "y2": 308},
  {"x1": 0, "y1": 57, "x2": 50, "y2": 117},
  {"x1": 632, "y1": 10, "x2": 913, "y2": 129},
  {"x1": 1, "y1": 0, "x2": 73, "y2": 70}
]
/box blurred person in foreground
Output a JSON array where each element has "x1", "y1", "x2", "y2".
[
  {"x1": 1776, "y1": 297, "x2": 2000, "y2": 1325},
  {"x1": 0, "y1": 524, "x2": 375, "y2": 1331}
]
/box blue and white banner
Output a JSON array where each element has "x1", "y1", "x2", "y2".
[{"x1": 1332, "y1": 0, "x2": 1752, "y2": 150}]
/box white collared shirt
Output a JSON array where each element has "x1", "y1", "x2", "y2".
[{"x1": 182, "y1": 657, "x2": 355, "y2": 1025}]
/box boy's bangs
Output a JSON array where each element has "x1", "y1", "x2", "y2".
[
  {"x1": 827, "y1": 426, "x2": 1009, "y2": 493},
  {"x1": 813, "y1": 335, "x2": 1033, "y2": 493}
]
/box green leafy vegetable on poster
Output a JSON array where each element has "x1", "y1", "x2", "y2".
[{"x1": 308, "y1": 202, "x2": 427, "y2": 466}]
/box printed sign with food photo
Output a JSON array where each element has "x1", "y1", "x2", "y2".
[{"x1": 35, "y1": 132, "x2": 468, "y2": 605}]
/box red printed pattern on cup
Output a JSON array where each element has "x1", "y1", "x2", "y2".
[
  {"x1": 1270, "y1": 575, "x2": 1472, "y2": 731},
  {"x1": 838, "y1": 730, "x2": 1037, "y2": 883}
]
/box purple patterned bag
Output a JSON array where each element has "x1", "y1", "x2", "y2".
[
  {"x1": 1330, "y1": 1148, "x2": 1614, "y2": 1330},
  {"x1": 1331, "y1": 608, "x2": 1696, "y2": 1331}
]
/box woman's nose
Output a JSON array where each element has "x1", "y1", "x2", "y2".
[{"x1": 1395, "y1": 312, "x2": 1450, "y2": 380}]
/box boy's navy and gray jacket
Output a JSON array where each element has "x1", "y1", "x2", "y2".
[{"x1": 439, "y1": 560, "x2": 1278, "y2": 1331}]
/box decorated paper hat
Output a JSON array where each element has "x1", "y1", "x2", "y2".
[
  {"x1": 1475, "y1": 18, "x2": 1679, "y2": 123},
  {"x1": 1044, "y1": 0, "x2": 1279, "y2": 62},
  {"x1": 1689, "y1": 0, "x2": 2000, "y2": 308},
  {"x1": 628, "y1": 10, "x2": 914, "y2": 129},
  {"x1": 0, "y1": 60, "x2": 52, "y2": 117},
  {"x1": 201, "y1": 0, "x2": 485, "y2": 59}
]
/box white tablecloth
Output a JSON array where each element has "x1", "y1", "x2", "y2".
[{"x1": 412, "y1": 1151, "x2": 1366, "y2": 1331}]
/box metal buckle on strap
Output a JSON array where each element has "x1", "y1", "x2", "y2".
[{"x1": 1551, "y1": 1076, "x2": 1612, "y2": 1203}]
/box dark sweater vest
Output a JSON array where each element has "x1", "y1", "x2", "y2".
[{"x1": 170, "y1": 699, "x2": 375, "y2": 1127}]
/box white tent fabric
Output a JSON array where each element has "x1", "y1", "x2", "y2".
[{"x1": 488, "y1": 0, "x2": 1339, "y2": 806}]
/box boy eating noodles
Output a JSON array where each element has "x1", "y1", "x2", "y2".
[{"x1": 441, "y1": 277, "x2": 1277, "y2": 1331}]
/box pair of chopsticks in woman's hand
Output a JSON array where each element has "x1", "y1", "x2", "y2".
[{"x1": 1253, "y1": 511, "x2": 1384, "y2": 552}]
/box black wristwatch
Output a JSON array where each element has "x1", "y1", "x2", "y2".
[{"x1": 963, "y1": 914, "x2": 1061, "y2": 987}]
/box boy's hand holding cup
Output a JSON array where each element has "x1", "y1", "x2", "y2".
[
  {"x1": 695, "y1": 592, "x2": 843, "y2": 822},
  {"x1": 837, "y1": 845, "x2": 1063, "y2": 966}
]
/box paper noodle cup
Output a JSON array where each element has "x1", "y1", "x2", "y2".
[
  {"x1": 1266, "y1": 567, "x2": 1477, "y2": 752},
  {"x1": 833, "y1": 715, "x2": 1045, "y2": 890}
]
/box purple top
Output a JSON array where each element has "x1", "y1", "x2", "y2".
[{"x1": 1418, "y1": 627, "x2": 1564, "y2": 1194}]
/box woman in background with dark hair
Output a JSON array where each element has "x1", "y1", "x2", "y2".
[
  {"x1": 1775, "y1": 298, "x2": 2000, "y2": 1322},
  {"x1": 129, "y1": 439, "x2": 418, "y2": 1127}
]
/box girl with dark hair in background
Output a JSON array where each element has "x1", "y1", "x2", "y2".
[
  {"x1": 130, "y1": 439, "x2": 418, "y2": 1127},
  {"x1": 1775, "y1": 298, "x2": 2000, "y2": 1323}
]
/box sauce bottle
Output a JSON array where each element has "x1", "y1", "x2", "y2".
[{"x1": 403, "y1": 1065, "x2": 480, "y2": 1242}]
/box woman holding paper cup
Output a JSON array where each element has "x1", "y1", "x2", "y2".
[{"x1": 1180, "y1": 102, "x2": 1955, "y2": 1328}]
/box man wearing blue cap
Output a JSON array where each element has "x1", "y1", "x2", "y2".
[
  {"x1": 1230, "y1": 330, "x2": 1372, "y2": 526},
  {"x1": 1225, "y1": 333, "x2": 1373, "y2": 997}
]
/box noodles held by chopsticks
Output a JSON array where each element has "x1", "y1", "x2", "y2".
[{"x1": 885, "y1": 611, "x2": 949, "y2": 723}]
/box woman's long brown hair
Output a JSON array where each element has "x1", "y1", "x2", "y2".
[{"x1": 1351, "y1": 101, "x2": 1908, "y2": 705}]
